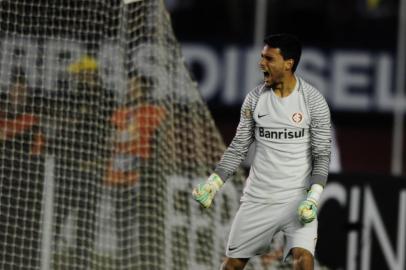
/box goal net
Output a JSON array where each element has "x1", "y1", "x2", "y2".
[{"x1": 0, "y1": 0, "x2": 252, "y2": 269}]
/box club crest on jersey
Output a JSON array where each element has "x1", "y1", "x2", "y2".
[{"x1": 292, "y1": 112, "x2": 303, "y2": 124}]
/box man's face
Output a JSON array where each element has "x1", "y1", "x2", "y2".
[{"x1": 259, "y1": 45, "x2": 292, "y2": 87}]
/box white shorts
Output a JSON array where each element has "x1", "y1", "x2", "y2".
[{"x1": 225, "y1": 198, "x2": 318, "y2": 260}]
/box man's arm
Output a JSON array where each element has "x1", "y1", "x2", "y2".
[
  {"x1": 309, "y1": 90, "x2": 331, "y2": 187},
  {"x1": 193, "y1": 86, "x2": 262, "y2": 208},
  {"x1": 213, "y1": 88, "x2": 260, "y2": 181},
  {"x1": 298, "y1": 85, "x2": 332, "y2": 223}
]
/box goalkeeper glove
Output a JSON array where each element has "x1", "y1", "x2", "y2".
[
  {"x1": 192, "y1": 173, "x2": 224, "y2": 208},
  {"x1": 297, "y1": 184, "x2": 323, "y2": 224}
]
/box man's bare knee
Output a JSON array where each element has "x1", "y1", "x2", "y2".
[
  {"x1": 291, "y1": 248, "x2": 314, "y2": 270},
  {"x1": 221, "y1": 257, "x2": 249, "y2": 270}
]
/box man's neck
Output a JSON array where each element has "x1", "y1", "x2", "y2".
[{"x1": 273, "y1": 75, "x2": 297, "y2": 98}]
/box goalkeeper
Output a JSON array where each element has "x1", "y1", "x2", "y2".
[{"x1": 192, "y1": 34, "x2": 331, "y2": 270}]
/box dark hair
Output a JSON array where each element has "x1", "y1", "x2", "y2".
[{"x1": 263, "y1": 34, "x2": 302, "y2": 72}]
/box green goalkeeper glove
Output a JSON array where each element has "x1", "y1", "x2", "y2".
[
  {"x1": 297, "y1": 200, "x2": 317, "y2": 224},
  {"x1": 192, "y1": 173, "x2": 224, "y2": 208},
  {"x1": 297, "y1": 184, "x2": 323, "y2": 224}
]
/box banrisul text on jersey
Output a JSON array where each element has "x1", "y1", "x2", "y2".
[{"x1": 258, "y1": 127, "x2": 305, "y2": 140}]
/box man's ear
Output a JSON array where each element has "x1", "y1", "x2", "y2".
[{"x1": 285, "y1": 59, "x2": 294, "y2": 71}]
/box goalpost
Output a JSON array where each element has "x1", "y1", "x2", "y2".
[{"x1": 0, "y1": 0, "x2": 247, "y2": 269}]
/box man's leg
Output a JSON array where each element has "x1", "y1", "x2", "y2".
[
  {"x1": 220, "y1": 257, "x2": 249, "y2": 270},
  {"x1": 291, "y1": 247, "x2": 314, "y2": 270}
]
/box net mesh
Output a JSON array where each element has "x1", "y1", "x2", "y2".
[{"x1": 0, "y1": 0, "x2": 253, "y2": 269}]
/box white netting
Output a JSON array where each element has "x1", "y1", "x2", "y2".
[{"x1": 0, "y1": 1, "x2": 253, "y2": 269}]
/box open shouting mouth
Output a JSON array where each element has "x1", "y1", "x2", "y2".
[{"x1": 263, "y1": 70, "x2": 271, "y2": 84}]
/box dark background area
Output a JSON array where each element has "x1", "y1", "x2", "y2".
[{"x1": 168, "y1": 0, "x2": 399, "y2": 48}]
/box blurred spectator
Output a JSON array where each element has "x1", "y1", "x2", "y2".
[
  {"x1": 104, "y1": 74, "x2": 166, "y2": 266},
  {"x1": 50, "y1": 55, "x2": 115, "y2": 270},
  {"x1": 0, "y1": 69, "x2": 45, "y2": 269}
]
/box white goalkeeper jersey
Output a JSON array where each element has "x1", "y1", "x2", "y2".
[{"x1": 214, "y1": 76, "x2": 331, "y2": 204}]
